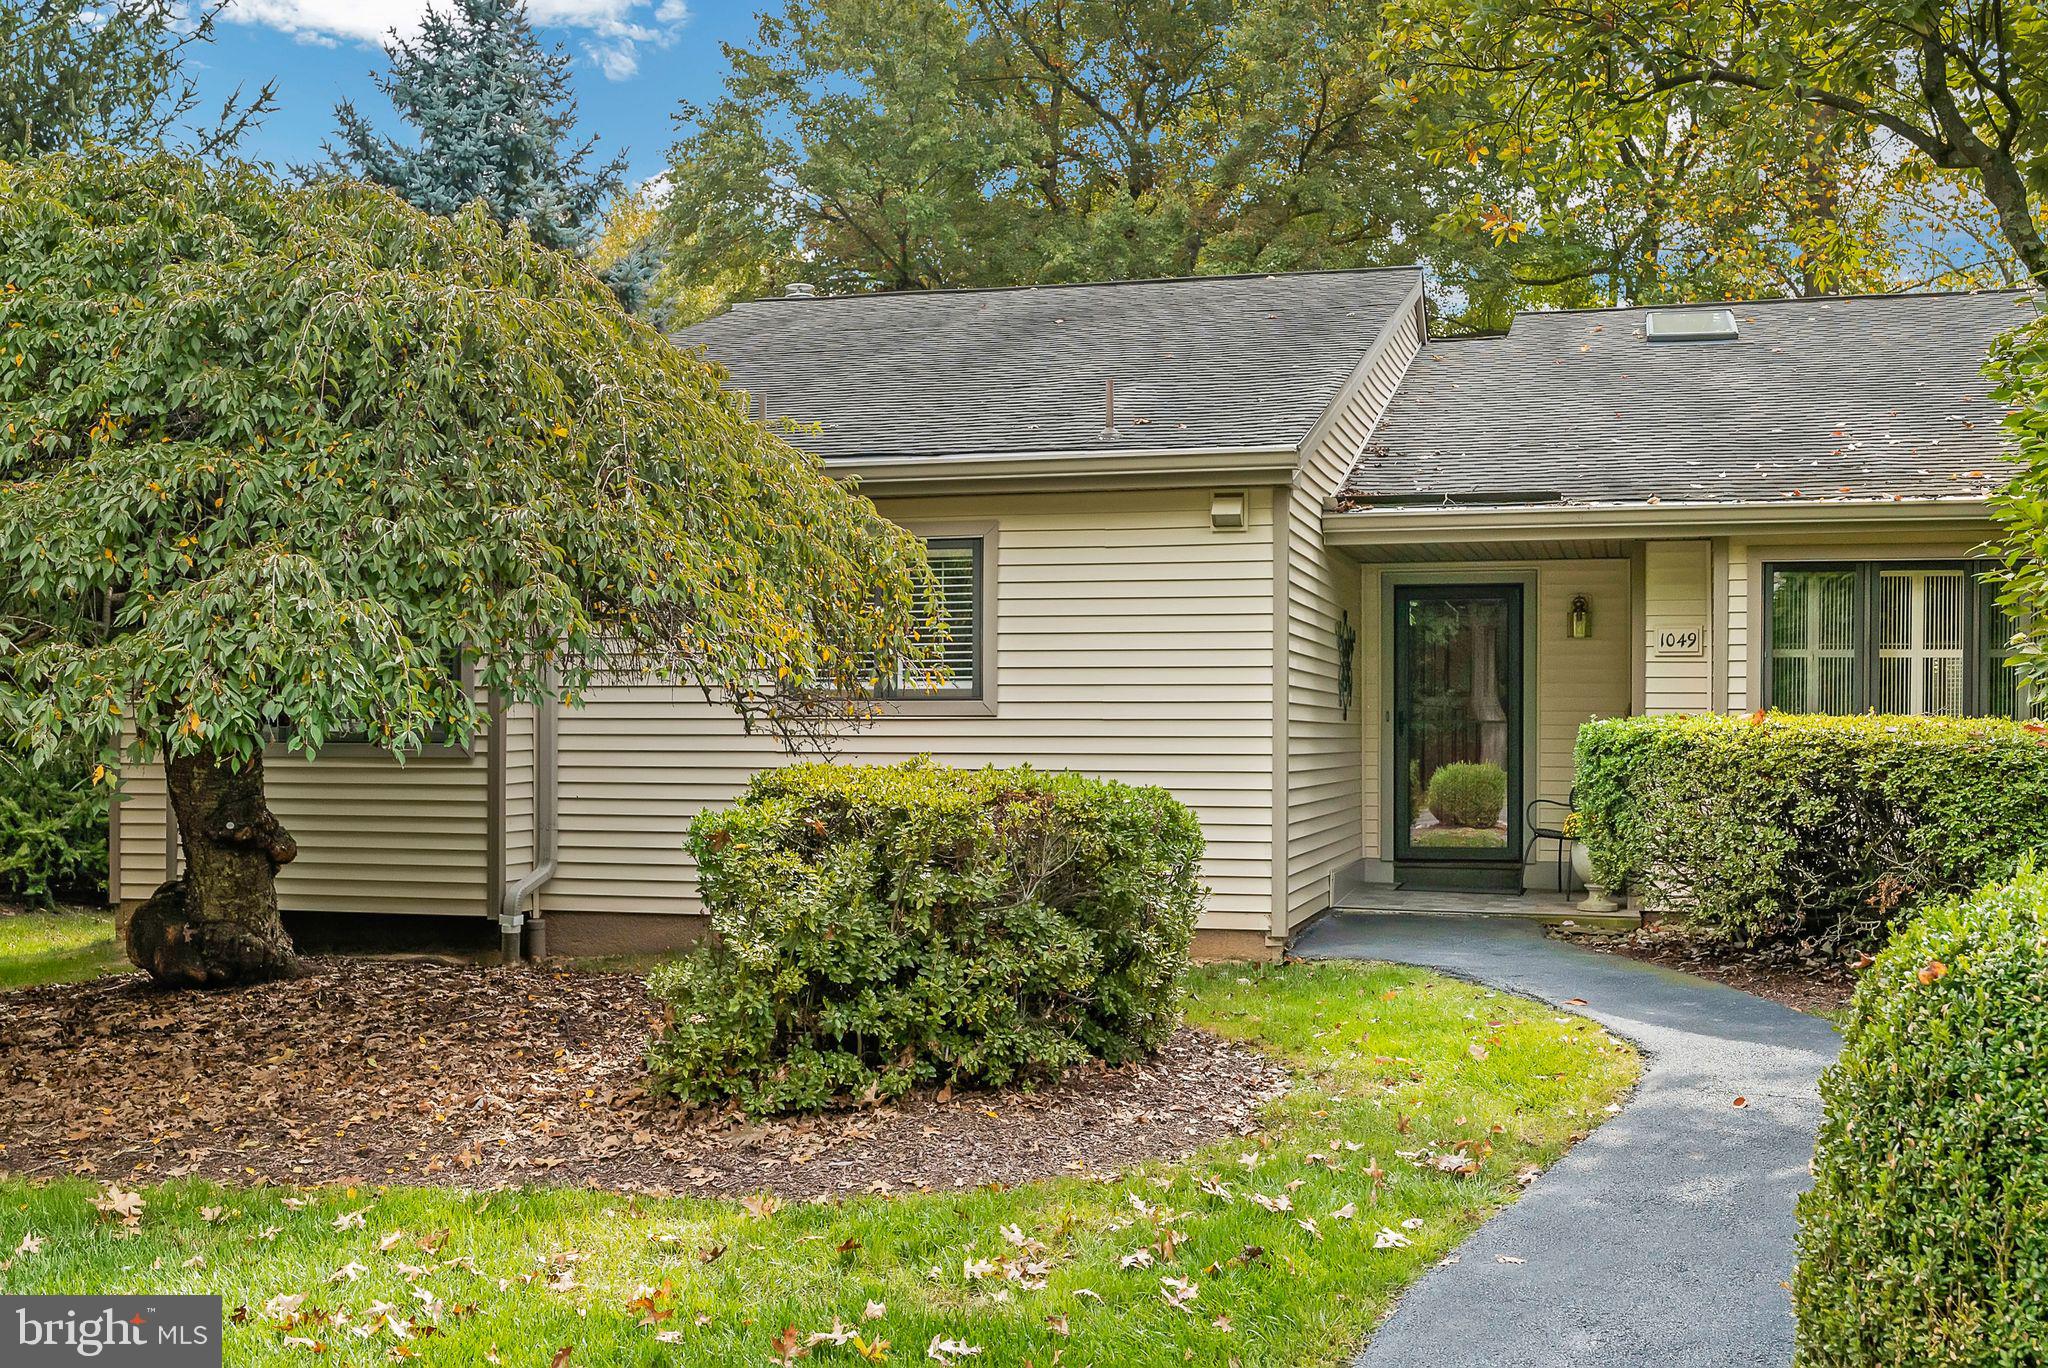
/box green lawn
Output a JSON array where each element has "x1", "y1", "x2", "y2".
[
  {"x1": 0, "y1": 906, "x2": 126, "y2": 989},
  {"x1": 0, "y1": 961, "x2": 1636, "y2": 1366}
]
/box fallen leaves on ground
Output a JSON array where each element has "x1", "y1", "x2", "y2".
[
  {"x1": 89, "y1": 1184, "x2": 143, "y2": 1227},
  {"x1": 0, "y1": 958, "x2": 1284, "y2": 1198}
]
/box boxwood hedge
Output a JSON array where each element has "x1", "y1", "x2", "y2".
[
  {"x1": 1793, "y1": 867, "x2": 2048, "y2": 1364},
  {"x1": 645, "y1": 760, "x2": 1205, "y2": 1116},
  {"x1": 1574, "y1": 712, "x2": 2048, "y2": 950}
]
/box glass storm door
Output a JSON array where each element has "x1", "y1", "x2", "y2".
[{"x1": 1393, "y1": 584, "x2": 1524, "y2": 865}]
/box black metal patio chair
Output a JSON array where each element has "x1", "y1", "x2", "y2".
[{"x1": 1525, "y1": 791, "x2": 1576, "y2": 902}]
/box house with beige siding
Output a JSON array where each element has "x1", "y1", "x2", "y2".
[{"x1": 108, "y1": 271, "x2": 2042, "y2": 958}]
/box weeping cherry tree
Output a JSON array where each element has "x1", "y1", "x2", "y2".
[{"x1": 0, "y1": 153, "x2": 938, "y2": 985}]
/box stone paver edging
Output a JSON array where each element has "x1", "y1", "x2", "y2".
[{"x1": 1295, "y1": 912, "x2": 1842, "y2": 1368}]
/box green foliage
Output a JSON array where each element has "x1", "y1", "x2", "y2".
[
  {"x1": 0, "y1": 0, "x2": 274, "y2": 159},
  {"x1": 1794, "y1": 867, "x2": 2048, "y2": 1364},
  {"x1": 658, "y1": 0, "x2": 1509, "y2": 321},
  {"x1": 1378, "y1": 0, "x2": 2048, "y2": 296},
  {"x1": 0, "y1": 737, "x2": 105, "y2": 905},
  {"x1": 0, "y1": 152, "x2": 938, "y2": 775},
  {"x1": 1574, "y1": 712, "x2": 2048, "y2": 950},
  {"x1": 1991, "y1": 306, "x2": 2048, "y2": 699},
  {"x1": 325, "y1": 0, "x2": 627, "y2": 251},
  {"x1": 1423, "y1": 761, "x2": 1506, "y2": 829},
  {"x1": 646, "y1": 761, "x2": 1205, "y2": 1116}
]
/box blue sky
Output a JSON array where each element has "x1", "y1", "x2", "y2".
[{"x1": 192, "y1": 0, "x2": 760, "y2": 184}]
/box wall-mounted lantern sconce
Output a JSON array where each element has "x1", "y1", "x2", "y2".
[
  {"x1": 1210, "y1": 491, "x2": 1248, "y2": 531},
  {"x1": 1569, "y1": 594, "x2": 1591, "y2": 639}
]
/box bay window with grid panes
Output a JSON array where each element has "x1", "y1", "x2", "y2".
[
  {"x1": 889, "y1": 537, "x2": 983, "y2": 698},
  {"x1": 1765, "y1": 561, "x2": 2030, "y2": 718}
]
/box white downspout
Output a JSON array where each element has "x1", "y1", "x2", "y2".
[{"x1": 499, "y1": 691, "x2": 560, "y2": 959}]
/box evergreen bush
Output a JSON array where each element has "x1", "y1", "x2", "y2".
[
  {"x1": 1424, "y1": 761, "x2": 1507, "y2": 829},
  {"x1": 1793, "y1": 867, "x2": 2048, "y2": 1363},
  {"x1": 0, "y1": 738, "x2": 107, "y2": 906},
  {"x1": 645, "y1": 761, "x2": 1205, "y2": 1116},
  {"x1": 1575, "y1": 712, "x2": 2048, "y2": 949}
]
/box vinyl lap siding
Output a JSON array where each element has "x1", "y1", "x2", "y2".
[
  {"x1": 1532, "y1": 560, "x2": 1632, "y2": 824},
  {"x1": 1282, "y1": 485, "x2": 1362, "y2": 926},
  {"x1": 114, "y1": 725, "x2": 504, "y2": 918},
  {"x1": 269, "y1": 756, "x2": 490, "y2": 914},
  {"x1": 1643, "y1": 540, "x2": 1714, "y2": 714},
  {"x1": 503, "y1": 703, "x2": 538, "y2": 879},
  {"x1": 1727, "y1": 539, "x2": 1751, "y2": 712},
  {"x1": 1280, "y1": 305, "x2": 1419, "y2": 926},
  {"x1": 111, "y1": 756, "x2": 168, "y2": 905},
  {"x1": 1357, "y1": 569, "x2": 1384, "y2": 866},
  {"x1": 546, "y1": 489, "x2": 1280, "y2": 933}
]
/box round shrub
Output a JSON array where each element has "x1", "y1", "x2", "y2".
[
  {"x1": 1425, "y1": 761, "x2": 1507, "y2": 829},
  {"x1": 1793, "y1": 867, "x2": 2048, "y2": 1364},
  {"x1": 645, "y1": 760, "x2": 1205, "y2": 1116}
]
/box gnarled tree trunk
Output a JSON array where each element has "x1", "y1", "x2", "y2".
[{"x1": 127, "y1": 746, "x2": 301, "y2": 985}]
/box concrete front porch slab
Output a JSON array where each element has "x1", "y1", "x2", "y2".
[{"x1": 1332, "y1": 885, "x2": 1640, "y2": 932}]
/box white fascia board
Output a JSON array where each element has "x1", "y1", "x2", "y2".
[
  {"x1": 823, "y1": 444, "x2": 1302, "y2": 495},
  {"x1": 1321, "y1": 496, "x2": 2000, "y2": 547}
]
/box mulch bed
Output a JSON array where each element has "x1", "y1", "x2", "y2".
[
  {"x1": 0, "y1": 959, "x2": 1288, "y2": 1199},
  {"x1": 1550, "y1": 923, "x2": 1860, "y2": 1017}
]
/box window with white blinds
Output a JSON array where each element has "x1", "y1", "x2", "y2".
[
  {"x1": 893, "y1": 538, "x2": 982, "y2": 697},
  {"x1": 1874, "y1": 568, "x2": 1967, "y2": 716},
  {"x1": 1768, "y1": 568, "x2": 1858, "y2": 713},
  {"x1": 1765, "y1": 562, "x2": 2028, "y2": 718}
]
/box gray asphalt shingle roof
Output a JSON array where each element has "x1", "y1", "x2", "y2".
[
  {"x1": 1342, "y1": 290, "x2": 2041, "y2": 509},
  {"x1": 676, "y1": 268, "x2": 1422, "y2": 459}
]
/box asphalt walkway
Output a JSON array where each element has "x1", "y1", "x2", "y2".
[{"x1": 1295, "y1": 912, "x2": 1842, "y2": 1368}]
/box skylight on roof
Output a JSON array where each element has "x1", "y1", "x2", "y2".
[{"x1": 1643, "y1": 307, "x2": 1739, "y2": 342}]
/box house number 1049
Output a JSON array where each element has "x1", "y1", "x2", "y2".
[{"x1": 1652, "y1": 626, "x2": 1707, "y2": 657}]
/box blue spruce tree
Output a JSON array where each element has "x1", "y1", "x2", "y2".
[{"x1": 326, "y1": 0, "x2": 626, "y2": 251}]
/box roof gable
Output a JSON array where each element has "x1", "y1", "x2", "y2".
[
  {"x1": 677, "y1": 269, "x2": 1423, "y2": 461},
  {"x1": 1343, "y1": 291, "x2": 2041, "y2": 509}
]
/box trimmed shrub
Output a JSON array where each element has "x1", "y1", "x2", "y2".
[
  {"x1": 1793, "y1": 867, "x2": 2048, "y2": 1364},
  {"x1": 1424, "y1": 761, "x2": 1507, "y2": 829},
  {"x1": 1575, "y1": 712, "x2": 2048, "y2": 950},
  {"x1": 645, "y1": 760, "x2": 1205, "y2": 1116},
  {"x1": 0, "y1": 738, "x2": 107, "y2": 906}
]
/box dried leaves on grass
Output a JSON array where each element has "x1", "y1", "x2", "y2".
[{"x1": 0, "y1": 959, "x2": 1286, "y2": 1197}]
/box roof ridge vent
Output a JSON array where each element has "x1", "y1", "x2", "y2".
[
  {"x1": 1643, "y1": 306, "x2": 1738, "y2": 341},
  {"x1": 784, "y1": 282, "x2": 819, "y2": 299}
]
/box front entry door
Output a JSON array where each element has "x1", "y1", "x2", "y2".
[{"x1": 1392, "y1": 584, "x2": 1524, "y2": 882}]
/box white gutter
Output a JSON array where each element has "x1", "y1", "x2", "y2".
[
  {"x1": 824, "y1": 443, "x2": 1302, "y2": 493},
  {"x1": 1322, "y1": 495, "x2": 2000, "y2": 547}
]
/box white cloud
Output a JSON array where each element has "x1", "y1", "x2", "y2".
[
  {"x1": 585, "y1": 37, "x2": 638, "y2": 80},
  {"x1": 221, "y1": 0, "x2": 687, "y2": 78}
]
